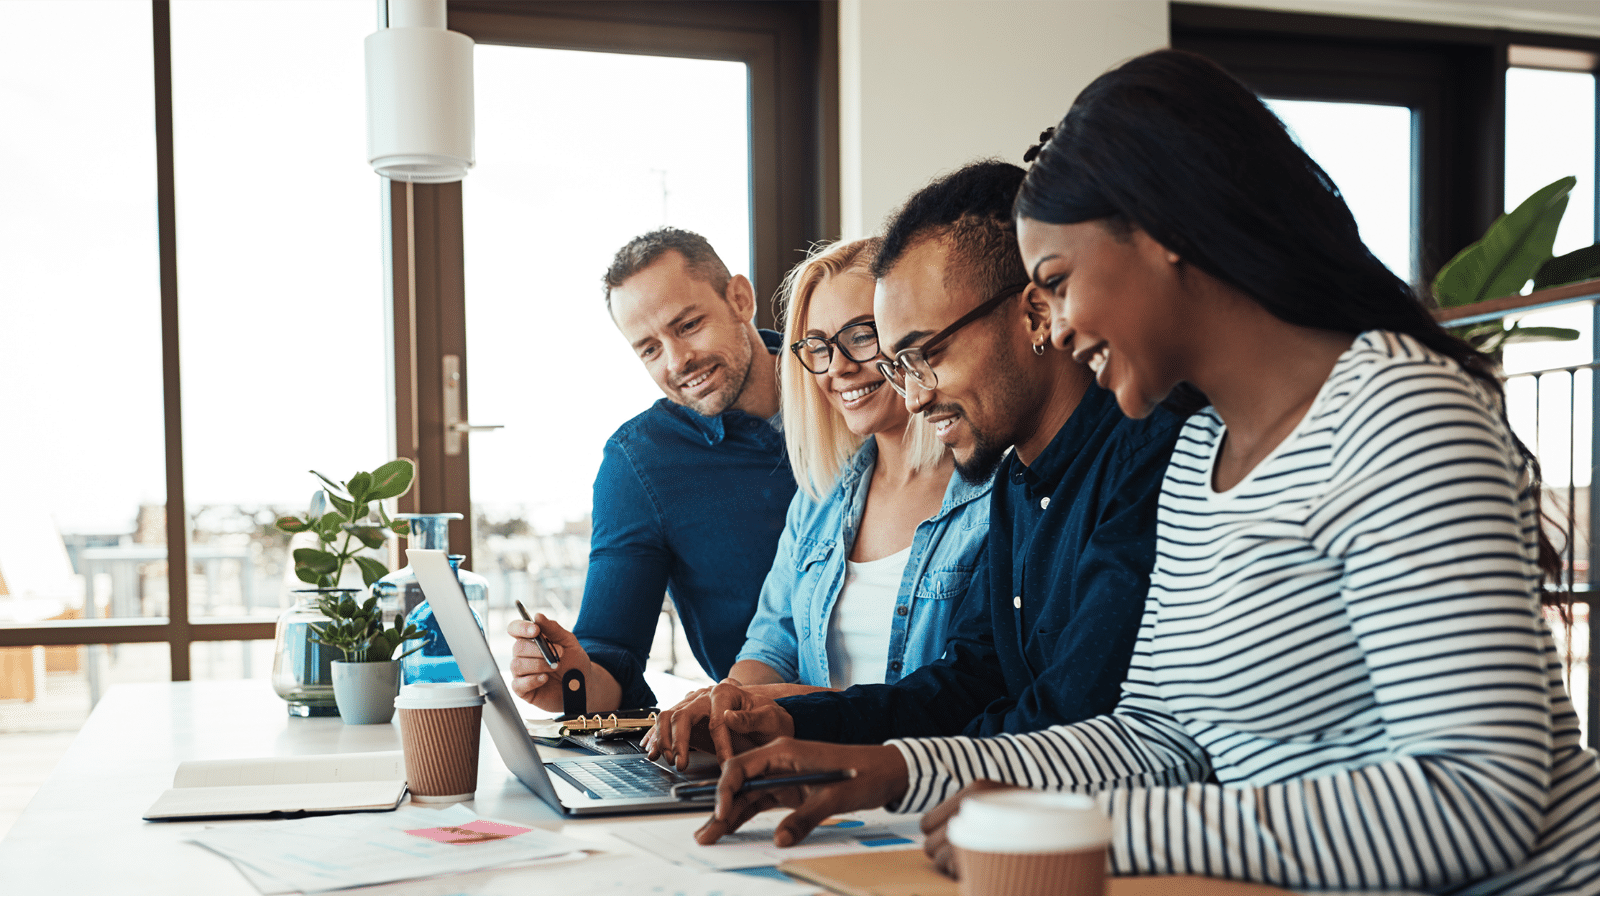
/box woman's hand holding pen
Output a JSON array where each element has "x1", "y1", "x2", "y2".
[{"x1": 693, "y1": 738, "x2": 910, "y2": 847}]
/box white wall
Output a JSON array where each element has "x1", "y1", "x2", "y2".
[{"x1": 838, "y1": 0, "x2": 1168, "y2": 238}]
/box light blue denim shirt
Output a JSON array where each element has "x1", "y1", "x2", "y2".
[{"x1": 736, "y1": 437, "x2": 993, "y2": 687}]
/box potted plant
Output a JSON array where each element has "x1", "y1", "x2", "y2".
[
  {"x1": 269, "y1": 459, "x2": 417, "y2": 717},
  {"x1": 310, "y1": 591, "x2": 426, "y2": 724}
]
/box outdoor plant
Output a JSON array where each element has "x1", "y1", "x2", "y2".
[
  {"x1": 309, "y1": 592, "x2": 426, "y2": 663},
  {"x1": 274, "y1": 459, "x2": 416, "y2": 588}
]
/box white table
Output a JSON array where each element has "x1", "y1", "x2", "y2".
[
  {"x1": 0, "y1": 679, "x2": 728, "y2": 895},
  {"x1": 0, "y1": 680, "x2": 1278, "y2": 897}
]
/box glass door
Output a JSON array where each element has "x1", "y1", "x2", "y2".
[{"x1": 461, "y1": 46, "x2": 755, "y2": 679}]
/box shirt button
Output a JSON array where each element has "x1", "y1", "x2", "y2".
[
  {"x1": 895, "y1": 606, "x2": 908, "y2": 616},
  {"x1": 1040, "y1": 496, "x2": 1050, "y2": 510},
  {"x1": 890, "y1": 661, "x2": 902, "y2": 672},
  {"x1": 1013, "y1": 595, "x2": 1022, "y2": 609}
]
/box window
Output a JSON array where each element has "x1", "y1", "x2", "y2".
[
  {"x1": 385, "y1": 2, "x2": 833, "y2": 680},
  {"x1": 1266, "y1": 98, "x2": 1416, "y2": 281},
  {"x1": 462, "y1": 47, "x2": 755, "y2": 673}
]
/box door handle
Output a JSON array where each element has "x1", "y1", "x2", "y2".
[{"x1": 443, "y1": 354, "x2": 502, "y2": 456}]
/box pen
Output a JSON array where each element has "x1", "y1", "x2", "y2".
[
  {"x1": 669, "y1": 769, "x2": 855, "y2": 802},
  {"x1": 515, "y1": 600, "x2": 561, "y2": 667}
]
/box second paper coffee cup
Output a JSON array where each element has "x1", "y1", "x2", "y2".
[
  {"x1": 394, "y1": 682, "x2": 484, "y2": 803},
  {"x1": 947, "y1": 790, "x2": 1113, "y2": 896}
]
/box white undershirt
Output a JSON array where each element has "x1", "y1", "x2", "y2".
[{"x1": 825, "y1": 545, "x2": 912, "y2": 689}]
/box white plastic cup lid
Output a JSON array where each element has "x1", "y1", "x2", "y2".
[
  {"x1": 394, "y1": 681, "x2": 484, "y2": 709},
  {"x1": 946, "y1": 790, "x2": 1113, "y2": 854}
]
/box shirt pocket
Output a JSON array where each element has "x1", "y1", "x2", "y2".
[
  {"x1": 794, "y1": 536, "x2": 834, "y2": 573},
  {"x1": 917, "y1": 561, "x2": 978, "y2": 601}
]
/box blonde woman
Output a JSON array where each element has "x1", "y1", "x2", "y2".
[{"x1": 647, "y1": 237, "x2": 991, "y2": 766}]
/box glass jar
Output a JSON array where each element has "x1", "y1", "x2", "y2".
[
  {"x1": 400, "y1": 553, "x2": 488, "y2": 684},
  {"x1": 270, "y1": 588, "x2": 358, "y2": 716},
  {"x1": 372, "y1": 512, "x2": 464, "y2": 623}
]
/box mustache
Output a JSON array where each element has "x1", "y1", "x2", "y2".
[{"x1": 921, "y1": 402, "x2": 964, "y2": 419}]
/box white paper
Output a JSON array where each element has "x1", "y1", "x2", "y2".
[
  {"x1": 610, "y1": 807, "x2": 924, "y2": 871},
  {"x1": 324, "y1": 851, "x2": 815, "y2": 896},
  {"x1": 188, "y1": 804, "x2": 592, "y2": 893}
]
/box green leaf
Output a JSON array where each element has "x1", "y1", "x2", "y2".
[
  {"x1": 293, "y1": 547, "x2": 339, "y2": 576},
  {"x1": 353, "y1": 555, "x2": 389, "y2": 587},
  {"x1": 365, "y1": 632, "x2": 397, "y2": 662},
  {"x1": 311, "y1": 470, "x2": 347, "y2": 497},
  {"x1": 1433, "y1": 176, "x2": 1575, "y2": 307},
  {"x1": 367, "y1": 459, "x2": 416, "y2": 501},
  {"x1": 294, "y1": 567, "x2": 322, "y2": 585},
  {"x1": 275, "y1": 516, "x2": 309, "y2": 534},
  {"x1": 347, "y1": 471, "x2": 373, "y2": 505},
  {"x1": 390, "y1": 519, "x2": 411, "y2": 536},
  {"x1": 347, "y1": 526, "x2": 386, "y2": 550},
  {"x1": 328, "y1": 493, "x2": 355, "y2": 519},
  {"x1": 1504, "y1": 324, "x2": 1581, "y2": 344},
  {"x1": 1534, "y1": 243, "x2": 1600, "y2": 290}
]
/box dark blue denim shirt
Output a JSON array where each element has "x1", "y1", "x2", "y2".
[
  {"x1": 573, "y1": 331, "x2": 795, "y2": 709},
  {"x1": 780, "y1": 384, "x2": 1183, "y2": 741}
]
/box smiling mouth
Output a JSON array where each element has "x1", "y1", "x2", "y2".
[
  {"x1": 680, "y1": 366, "x2": 717, "y2": 391},
  {"x1": 839, "y1": 381, "x2": 884, "y2": 403},
  {"x1": 1076, "y1": 344, "x2": 1110, "y2": 378}
]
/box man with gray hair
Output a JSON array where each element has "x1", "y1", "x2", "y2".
[{"x1": 507, "y1": 227, "x2": 796, "y2": 712}]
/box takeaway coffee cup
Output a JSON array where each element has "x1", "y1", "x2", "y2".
[
  {"x1": 394, "y1": 682, "x2": 484, "y2": 803},
  {"x1": 946, "y1": 790, "x2": 1114, "y2": 895}
]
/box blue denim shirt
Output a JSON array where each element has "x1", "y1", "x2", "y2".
[
  {"x1": 736, "y1": 437, "x2": 992, "y2": 688},
  {"x1": 573, "y1": 331, "x2": 796, "y2": 710}
]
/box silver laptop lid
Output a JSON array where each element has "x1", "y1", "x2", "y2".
[{"x1": 405, "y1": 548, "x2": 564, "y2": 809}]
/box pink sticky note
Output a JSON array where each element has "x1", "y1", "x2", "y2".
[{"x1": 406, "y1": 820, "x2": 533, "y2": 844}]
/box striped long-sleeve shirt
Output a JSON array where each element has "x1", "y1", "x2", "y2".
[{"x1": 888, "y1": 331, "x2": 1600, "y2": 894}]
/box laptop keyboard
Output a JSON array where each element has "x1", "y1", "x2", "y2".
[{"x1": 547, "y1": 756, "x2": 688, "y2": 801}]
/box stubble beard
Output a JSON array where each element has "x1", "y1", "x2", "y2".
[
  {"x1": 678, "y1": 331, "x2": 755, "y2": 418},
  {"x1": 949, "y1": 349, "x2": 1031, "y2": 485}
]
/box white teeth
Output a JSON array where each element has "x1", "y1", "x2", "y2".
[
  {"x1": 841, "y1": 382, "x2": 883, "y2": 402},
  {"x1": 684, "y1": 370, "x2": 712, "y2": 389},
  {"x1": 1086, "y1": 347, "x2": 1110, "y2": 375},
  {"x1": 934, "y1": 418, "x2": 955, "y2": 436}
]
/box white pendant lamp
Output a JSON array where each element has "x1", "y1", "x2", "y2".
[{"x1": 365, "y1": 0, "x2": 475, "y2": 183}]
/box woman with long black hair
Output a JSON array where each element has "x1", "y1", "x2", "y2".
[{"x1": 696, "y1": 49, "x2": 1600, "y2": 894}]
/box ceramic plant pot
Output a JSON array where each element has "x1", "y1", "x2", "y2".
[{"x1": 331, "y1": 660, "x2": 401, "y2": 724}]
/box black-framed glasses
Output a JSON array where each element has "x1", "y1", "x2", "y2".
[
  {"x1": 789, "y1": 321, "x2": 882, "y2": 375},
  {"x1": 876, "y1": 281, "x2": 1031, "y2": 397}
]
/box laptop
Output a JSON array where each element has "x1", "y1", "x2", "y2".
[{"x1": 407, "y1": 548, "x2": 718, "y2": 815}]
